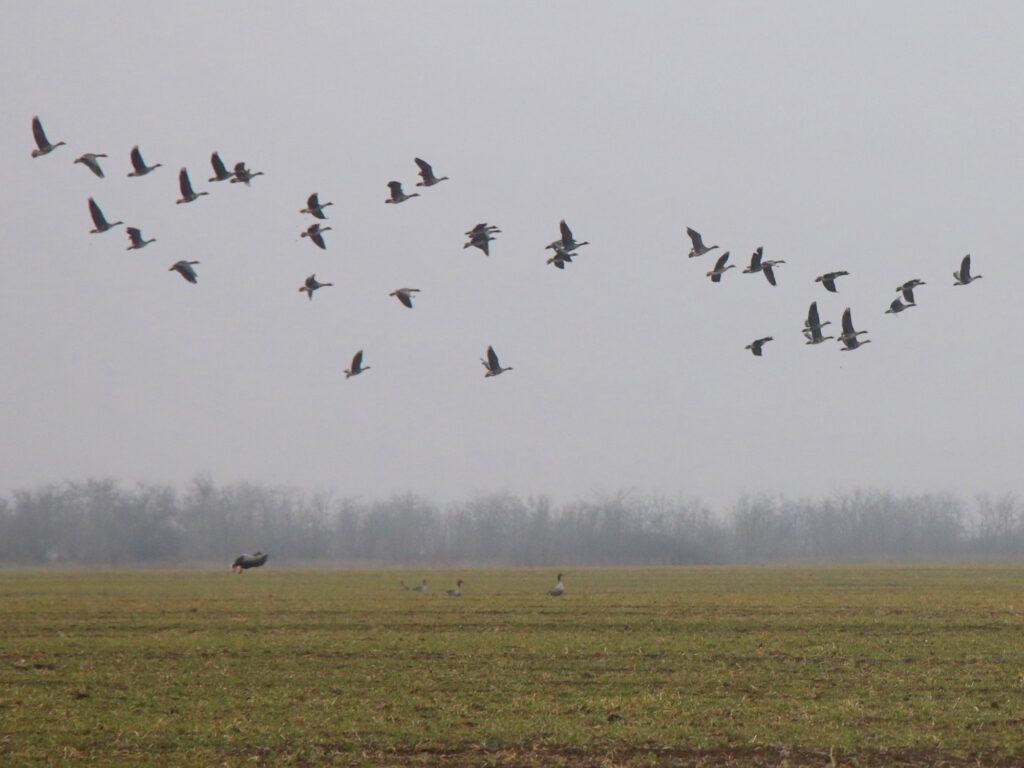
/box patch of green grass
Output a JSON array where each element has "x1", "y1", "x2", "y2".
[{"x1": 1, "y1": 566, "x2": 1023, "y2": 766}]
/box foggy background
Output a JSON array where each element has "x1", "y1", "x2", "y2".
[{"x1": 2, "y1": 3, "x2": 1023, "y2": 517}]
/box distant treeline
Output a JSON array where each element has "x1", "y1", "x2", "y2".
[{"x1": 1, "y1": 478, "x2": 1022, "y2": 566}]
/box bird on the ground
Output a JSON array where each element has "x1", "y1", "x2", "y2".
[
  {"x1": 385, "y1": 181, "x2": 419, "y2": 204},
  {"x1": 414, "y1": 157, "x2": 448, "y2": 186},
  {"x1": 686, "y1": 227, "x2": 718, "y2": 258},
  {"x1": 546, "y1": 220, "x2": 589, "y2": 253},
  {"x1": 88, "y1": 198, "x2": 122, "y2": 234},
  {"x1": 482, "y1": 345, "x2": 512, "y2": 377},
  {"x1": 176, "y1": 168, "x2": 208, "y2": 204},
  {"x1": 389, "y1": 288, "x2": 420, "y2": 308},
  {"x1": 208, "y1": 152, "x2": 233, "y2": 182},
  {"x1": 707, "y1": 251, "x2": 735, "y2": 283},
  {"x1": 345, "y1": 350, "x2": 369, "y2": 379},
  {"x1": 125, "y1": 227, "x2": 155, "y2": 250},
  {"x1": 399, "y1": 580, "x2": 410, "y2": 591},
  {"x1": 837, "y1": 308, "x2": 869, "y2": 349},
  {"x1": 232, "y1": 552, "x2": 268, "y2": 573},
  {"x1": 230, "y1": 161, "x2": 263, "y2": 185},
  {"x1": 300, "y1": 193, "x2": 333, "y2": 219},
  {"x1": 301, "y1": 223, "x2": 332, "y2": 249},
  {"x1": 803, "y1": 302, "x2": 833, "y2": 345},
  {"x1": 547, "y1": 574, "x2": 565, "y2": 596},
  {"x1": 446, "y1": 579, "x2": 463, "y2": 597},
  {"x1": 743, "y1": 247, "x2": 785, "y2": 286},
  {"x1": 815, "y1": 270, "x2": 849, "y2": 293},
  {"x1": 299, "y1": 274, "x2": 332, "y2": 300},
  {"x1": 896, "y1": 279, "x2": 925, "y2": 304},
  {"x1": 127, "y1": 145, "x2": 161, "y2": 176},
  {"x1": 886, "y1": 297, "x2": 915, "y2": 315},
  {"x1": 31, "y1": 116, "x2": 65, "y2": 157},
  {"x1": 411, "y1": 579, "x2": 427, "y2": 593},
  {"x1": 169, "y1": 260, "x2": 199, "y2": 283},
  {"x1": 746, "y1": 336, "x2": 774, "y2": 356},
  {"x1": 74, "y1": 153, "x2": 108, "y2": 178},
  {"x1": 953, "y1": 254, "x2": 982, "y2": 285}
]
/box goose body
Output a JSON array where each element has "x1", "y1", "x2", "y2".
[
  {"x1": 837, "y1": 307, "x2": 869, "y2": 347},
  {"x1": 686, "y1": 227, "x2": 718, "y2": 258},
  {"x1": 953, "y1": 255, "x2": 981, "y2": 285},
  {"x1": 74, "y1": 153, "x2": 108, "y2": 178},
  {"x1": 746, "y1": 336, "x2": 773, "y2": 356},
  {"x1": 31, "y1": 116, "x2": 65, "y2": 157},
  {"x1": 547, "y1": 573, "x2": 565, "y2": 596},
  {"x1": 886, "y1": 297, "x2": 914, "y2": 315},
  {"x1": 389, "y1": 288, "x2": 420, "y2": 308},
  {"x1": 208, "y1": 152, "x2": 233, "y2": 182},
  {"x1": 299, "y1": 273, "x2": 333, "y2": 300},
  {"x1": 301, "y1": 193, "x2": 333, "y2": 219},
  {"x1": 301, "y1": 223, "x2": 332, "y2": 249},
  {"x1": 411, "y1": 579, "x2": 427, "y2": 593},
  {"x1": 232, "y1": 551, "x2": 268, "y2": 572},
  {"x1": 414, "y1": 157, "x2": 449, "y2": 186},
  {"x1": 815, "y1": 270, "x2": 849, "y2": 293},
  {"x1": 88, "y1": 198, "x2": 123, "y2": 233},
  {"x1": 169, "y1": 260, "x2": 200, "y2": 283},
  {"x1": 446, "y1": 579, "x2": 463, "y2": 597},
  {"x1": 482, "y1": 345, "x2": 512, "y2": 377},
  {"x1": 897, "y1": 279, "x2": 925, "y2": 304},
  {"x1": 230, "y1": 161, "x2": 264, "y2": 185},
  {"x1": 176, "y1": 168, "x2": 208, "y2": 204},
  {"x1": 125, "y1": 227, "x2": 155, "y2": 250},
  {"x1": 465, "y1": 223, "x2": 500, "y2": 255},
  {"x1": 803, "y1": 302, "x2": 834, "y2": 344},
  {"x1": 546, "y1": 247, "x2": 578, "y2": 269},
  {"x1": 345, "y1": 350, "x2": 369, "y2": 379},
  {"x1": 385, "y1": 181, "x2": 419, "y2": 204},
  {"x1": 706, "y1": 251, "x2": 735, "y2": 282},
  {"x1": 546, "y1": 220, "x2": 589, "y2": 254},
  {"x1": 128, "y1": 146, "x2": 162, "y2": 176}
]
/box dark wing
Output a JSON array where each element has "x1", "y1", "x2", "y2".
[
  {"x1": 397, "y1": 292, "x2": 413, "y2": 308},
  {"x1": 233, "y1": 162, "x2": 246, "y2": 174},
  {"x1": 822, "y1": 278, "x2": 837, "y2": 293},
  {"x1": 960, "y1": 254, "x2": 971, "y2": 279},
  {"x1": 387, "y1": 181, "x2": 402, "y2": 199},
  {"x1": 841, "y1": 308, "x2": 854, "y2": 336},
  {"x1": 559, "y1": 219, "x2": 573, "y2": 244},
  {"x1": 130, "y1": 146, "x2": 144, "y2": 172},
  {"x1": 749, "y1": 247, "x2": 763, "y2": 268},
  {"x1": 902, "y1": 286, "x2": 916, "y2": 303},
  {"x1": 307, "y1": 193, "x2": 319, "y2": 209},
  {"x1": 889, "y1": 299, "x2": 902, "y2": 313},
  {"x1": 763, "y1": 264, "x2": 777, "y2": 286},
  {"x1": 751, "y1": 343, "x2": 763, "y2": 356},
  {"x1": 713, "y1": 252, "x2": 730, "y2": 271},
  {"x1": 487, "y1": 346, "x2": 500, "y2": 370},
  {"x1": 807, "y1": 302, "x2": 821, "y2": 328},
  {"x1": 351, "y1": 350, "x2": 364, "y2": 371},
  {"x1": 686, "y1": 227, "x2": 704, "y2": 250},
  {"x1": 126, "y1": 227, "x2": 142, "y2": 246},
  {"x1": 32, "y1": 116, "x2": 48, "y2": 149},
  {"x1": 310, "y1": 230, "x2": 326, "y2": 249},
  {"x1": 210, "y1": 152, "x2": 228, "y2": 177},
  {"x1": 232, "y1": 555, "x2": 245, "y2": 567},
  {"x1": 552, "y1": 258, "x2": 566, "y2": 269},
  {"x1": 88, "y1": 198, "x2": 107, "y2": 228},
  {"x1": 414, "y1": 157, "x2": 434, "y2": 182},
  {"x1": 179, "y1": 168, "x2": 194, "y2": 197}
]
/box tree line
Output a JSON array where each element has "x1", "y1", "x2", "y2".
[{"x1": 0, "y1": 478, "x2": 1022, "y2": 566}]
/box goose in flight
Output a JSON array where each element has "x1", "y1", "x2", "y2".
[
  {"x1": 743, "y1": 247, "x2": 785, "y2": 286},
  {"x1": 482, "y1": 345, "x2": 512, "y2": 377},
  {"x1": 208, "y1": 152, "x2": 233, "y2": 182},
  {"x1": 707, "y1": 251, "x2": 735, "y2": 283},
  {"x1": 299, "y1": 274, "x2": 332, "y2": 300},
  {"x1": 385, "y1": 181, "x2": 419, "y2": 204},
  {"x1": 88, "y1": 198, "x2": 123, "y2": 234},
  {"x1": 896, "y1": 279, "x2": 925, "y2": 304},
  {"x1": 176, "y1": 168, "x2": 208, "y2": 204},
  {"x1": 411, "y1": 579, "x2": 427, "y2": 593},
  {"x1": 389, "y1": 288, "x2": 420, "y2": 308},
  {"x1": 301, "y1": 223, "x2": 332, "y2": 250},
  {"x1": 686, "y1": 227, "x2": 718, "y2": 258},
  {"x1": 464, "y1": 223, "x2": 500, "y2": 255},
  {"x1": 232, "y1": 552, "x2": 268, "y2": 573},
  {"x1": 547, "y1": 573, "x2": 565, "y2": 596},
  {"x1": 169, "y1": 260, "x2": 200, "y2": 283},
  {"x1": 886, "y1": 297, "x2": 915, "y2": 315},
  {"x1": 30, "y1": 116, "x2": 65, "y2": 157},
  {"x1": 127, "y1": 145, "x2": 162, "y2": 176},
  {"x1": 546, "y1": 220, "x2": 589, "y2": 254},
  {"x1": 953, "y1": 254, "x2": 982, "y2": 285},
  {"x1": 230, "y1": 161, "x2": 264, "y2": 185},
  {"x1": 840, "y1": 334, "x2": 871, "y2": 351},
  {"x1": 815, "y1": 270, "x2": 849, "y2": 293},
  {"x1": 546, "y1": 249, "x2": 576, "y2": 269},
  {"x1": 414, "y1": 157, "x2": 448, "y2": 186},
  {"x1": 745, "y1": 336, "x2": 774, "y2": 356},
  {"x1": 803, "y1": 302, "x2": 833, "y2": 345},
  {"x1": 466, "y1": 223, "x2": 501, "y2": 237},
  {"x1": 446, "y1": 579, "x2": 464, "y2": 597},
  {"x1": 300, "y1": 193, "x2": 333, "y2": 219},
  {"x1": 345, "y1": 350, "x2": 369, "y2": 379},
  {"x1": 125, "y1": 227, "x2": 155, "y2": 250},
  {"x1": 74, "y1": 153, "x2": 108, "y2": 178},
  {"x1": 837, "y1": 307, "x2": 869, "y2": 347}
]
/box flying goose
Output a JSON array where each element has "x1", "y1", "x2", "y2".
[
  {"x1": 886, "y1": 297, "x2": 914, "y2": 315},
  {"x1": 896, "y1": 279, "x2": 925, "y2": 304},
  {"x1": 125, "y1": 227, "x2": 155, "y2": 250},
  {"x1": 546, "y1": 247, "x2": 579, "y2": 269},
  {"x1": 547, "y1": 573, "x2": 565, "y2": 596},
  {"x1": 345, "y1": 350, "x2": 369, "y2": 379},
  {"x1": 466, "y1": 223, "x2": 501, "y2": 237},
  {"x1": 706, "y1": 251, "x2": 735, "y2": 283},
  {"x1": 414, "y1": 157, "x2": 449, "y2": 186},
  {"x1": 176, "y1": 168, "x2": 208, "y2": 204},
  {"x1": 840, "y1": 334, "x2": 871, "y2": 351},
  {"x1": 482, "y1": 345, "x2": 512, "y2": 377},
  {"x1": 87, "y1": 198, "x2": 123, "y2": 234},
  {"x1": 389, "y1": 288, "x2": 420, "y2": 308},
  {"x1": 299, "y1": 274, "x2": 332, "y2": 300},
  {"x1": 745, "y1": 336, "x2": 774, "y2": 356},
  {"x1": 300, "y1": 193, "x2": 333, "y2": 219},
  {"x1": 446, "y1": 579, "x2": 464, "y2": 597},
  {"x1": 803, "y1": 302, "x2": 833, "y2": 345},
  {"x1": 743, "y1": 247, "x2": 785, "y2": 286},
  {"x1": 74, "y1": 153, "x2": 108, "y2": 178},
  {"x1": 169, "y1": 260, "x2": 200, "y2": 283},
  {"x1": 837, "y1": 307, "x2": 869, "y2": 348},
  {"x1": 464, "y1": 223, "x2": 500, "y2": 255},
  {"x1": 953, "y1": 254, "x2": 982, "y2": 285},
  {"x1": 546, "y1": 220, "x2": 589, "y2": 253},
  {"x1": 208, "y1": 152, "x2": 233, "y2": 182},
  {"x1": 385, "y1": 181, "x2": 419, "y2": 204},
  {"x1": 30, "y1": 116, "x2": 65, "y2": 157},
  {"x1": 230, "y1": 161, "x2": 264, "y2": 185},
  {"x1": 686, "y1": 227, "x2": 718, "y2": 258},
  {"x1": 411, "y1": 579, "x2": 427, "y2": 593},
  {"x1": 127, "y1": 146, "x2": 162, "y2": 176},
  {"x1": 301, "y1": 223, "x2": 332, "y2": 249},
  {"x1": 815, "y1": 270, "x2": 849, "y2": 293},
  {"x1": 232, "y1": 551, "x2": 268, "y2": 573}
]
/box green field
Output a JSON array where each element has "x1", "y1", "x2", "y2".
[{"x1": 2, "y1": 566, "x2": 1023, "y2": 766}]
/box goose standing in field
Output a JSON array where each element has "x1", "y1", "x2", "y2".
[
  {"x1": 815, "y1": 270, "x2": 849, "y2": 293},
  {"x1": 547, "y1": 573, "x2": 565, "y2": 596},
  {"x1": 385, "y1": 181, "x2": 419, "y2": 204},
  {"x1": 208, "y1": 152, "x2": 234, "y2": 182},
  {"x1": 176, "y1": 168, "x2": 208, "y2": 204},
  {"x1": 743, "y1": 247, "x2": 785, "y2": 286},
  {"x1": 953, "y1": 254, "x2": 982, "y2": 285},
  {"x1": 803, "y1": 302, "x2": 834, "y2": 345},
  {"x1": 482, "y1": 345, "x2": 512, "y2": 377},
  {"x1": 546, "y1": 220, "x2": 589, "y2": 254},
  {"x1": 299, "y1": 274, "x2": 332, "y2": 300},
  {"x1": 74, "y1": 153, "x2": 108, "y2": 178},
  {"x1": 414, "y1": 157, "x2": 448, "y2": 186},
  {"x1": 886, "y1": 297, "x2": 914, "y2": 315},
  {"x1": 446, "y1": 579, "x2": 463, "y2": 597},
  {"x1": 686, "y1": 227, "x2": 718, "y2": 258},
  {"x1": 169, "y1": 260, "x2": 200, "y2": 283},
  {"x1": 87, "y1": 198, "x2": 123, "y2": 234},
  {"x1": 411, "y1": 579, "x2": 427, "y2": 593},
  {"x1": 897, "y1": 279, "x2": 925, "y2": 304},
  {"x1": 301, "y1": 223, "x2": 332, "y2": 250},
  {"x1": 345, "y1": 350, "x2": 369, "y2": 379},
  {"x1": 399, "y1": 580, "x2": 411, "y2": 591},
  {"x1": 745, "y1": 336, "x2": 774, "y2": 356},
  {"x1": 389, "y1": 288, "x2": 420, "y2": 308},
  {"x1": 837, "y1": 308, "x2": 869, "y2": 349},
  {"x1": 232, "y1": 551, "x2": 268, "y2": 573},
  {"x1": 127, "y1": 145, "x2": 161, "y2": 176},
  {"x1": 230, "y1": 161, "x2": 264, "y2": 185},
  {"x1": 707, "y1": 251, "x2": 735, "y2": 283},
  {"x1": 30, "y1": 116, "x2": 65, "y2": 157},
  {"x1": 125, "y1": 227, "x2": 155, "y2": 250},
  {"x1": 300, "y1": 193, "x2": 333, "y2": 219}
]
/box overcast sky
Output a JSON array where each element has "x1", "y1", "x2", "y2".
[{"x1": 2, "y1": 1, "x2": 1022, "y2": 506}]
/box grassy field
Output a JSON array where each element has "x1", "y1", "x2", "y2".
[{"x1": 1, "y1": 566, "x2": 1023, "y2": 766}]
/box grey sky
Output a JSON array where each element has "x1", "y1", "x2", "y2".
[{"x1": 2, "y1": 1, "x2": 1022, "y2": 505}]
